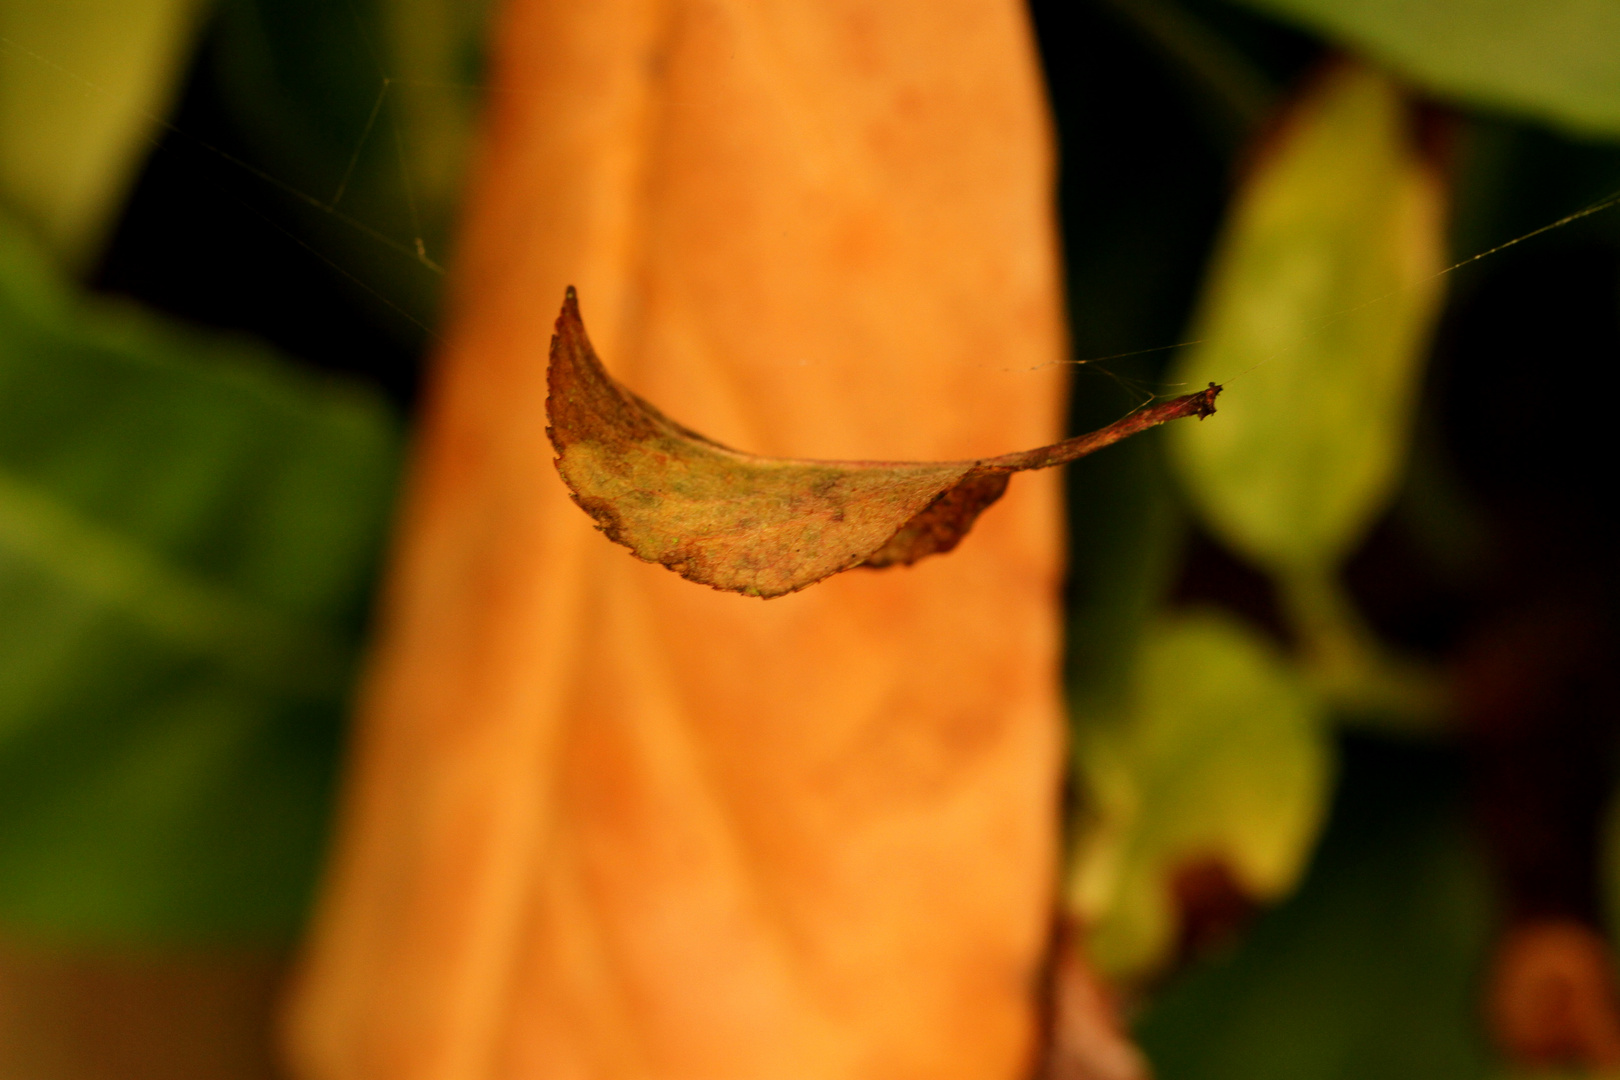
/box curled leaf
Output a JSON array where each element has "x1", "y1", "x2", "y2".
[{"x1": 547, "y1": 289, "x2": 1219, "y2": 598}]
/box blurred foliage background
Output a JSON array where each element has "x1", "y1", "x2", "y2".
[{"x1": 3, "y1": 0, "x2": 1620, "y2": 1077}]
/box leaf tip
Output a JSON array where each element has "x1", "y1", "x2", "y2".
[{"x1": 556, "y1": 285, "x2": 582, "y2": 337}]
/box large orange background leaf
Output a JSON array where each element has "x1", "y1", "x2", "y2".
[{"x1": 284, "y1": 2, "x2": 1080, "y2": 1078}]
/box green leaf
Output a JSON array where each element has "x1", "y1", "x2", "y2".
[
  {"x1": 0, "y1": 211, "x2": 400, "y2": 942},
  {"x1": 1068, "y1": 611, "x2": 1332, "y2": 978},
  {"x1": 1229, "y1": 0, "x2": 1620, "y2": 142},
  {"x1": 1135, "y1": 739, "x2": 1497, "y2": 1080},
  {"x1": 1166, "y1": 61, "x2": 1445, "y2": 576},
  {"x1": 0, "y1": 0, "x2": 213, "y2": 266}
]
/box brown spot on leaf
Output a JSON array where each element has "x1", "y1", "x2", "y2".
[
  {"x1": 861, "y1": 468, "x2": 1011, "y2": 569},
  {"x1": 1170, "y1": 856, "x2": 1259, "y2": 967},
  {"x1": 548, "y1": 288, "x2": 1219, "y2": 597}
]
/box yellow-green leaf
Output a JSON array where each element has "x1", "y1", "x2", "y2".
[
  {"x1": 0, "y1": 0, "x2": 212, "y2": 266},
  {"x1": 1068, "y1": 611, "x2": 1332, "y2": 978},
  {"x1": 1166, "y1": 62, "x2": 1445, "y2": 574}
]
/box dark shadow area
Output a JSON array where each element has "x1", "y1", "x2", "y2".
[{"x1": 92, "y1": 13, "x2": 427, "y2": 410}]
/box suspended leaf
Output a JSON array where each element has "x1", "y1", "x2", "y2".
[
  {"x1": 1068, "y1": 611, "x2": 1331, "y2": 978},
  {"x1": 1230, "y1": 0, "x2": 1620, "y2": 142},
  {"x1": 547, "y1": 288, "x2": 1220, "y2": 599},
  {"x1": 1166, "y1": 62, "x2": 1445, "y2": 575},
  {"x1": 0, "y1": 213, "x2": 400, "y2": 941}
]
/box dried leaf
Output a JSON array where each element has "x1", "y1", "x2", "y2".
[{"x1": 547, "y1": 288, "x2": 1220, "y2": 598}]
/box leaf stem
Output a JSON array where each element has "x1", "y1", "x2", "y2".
[
  {"x1": 984, "y1": 385, "x2": 1221, "y2": 472},
  {"x1": 1279, "y1": 566, "x2": 1450, "y2": 734}
]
